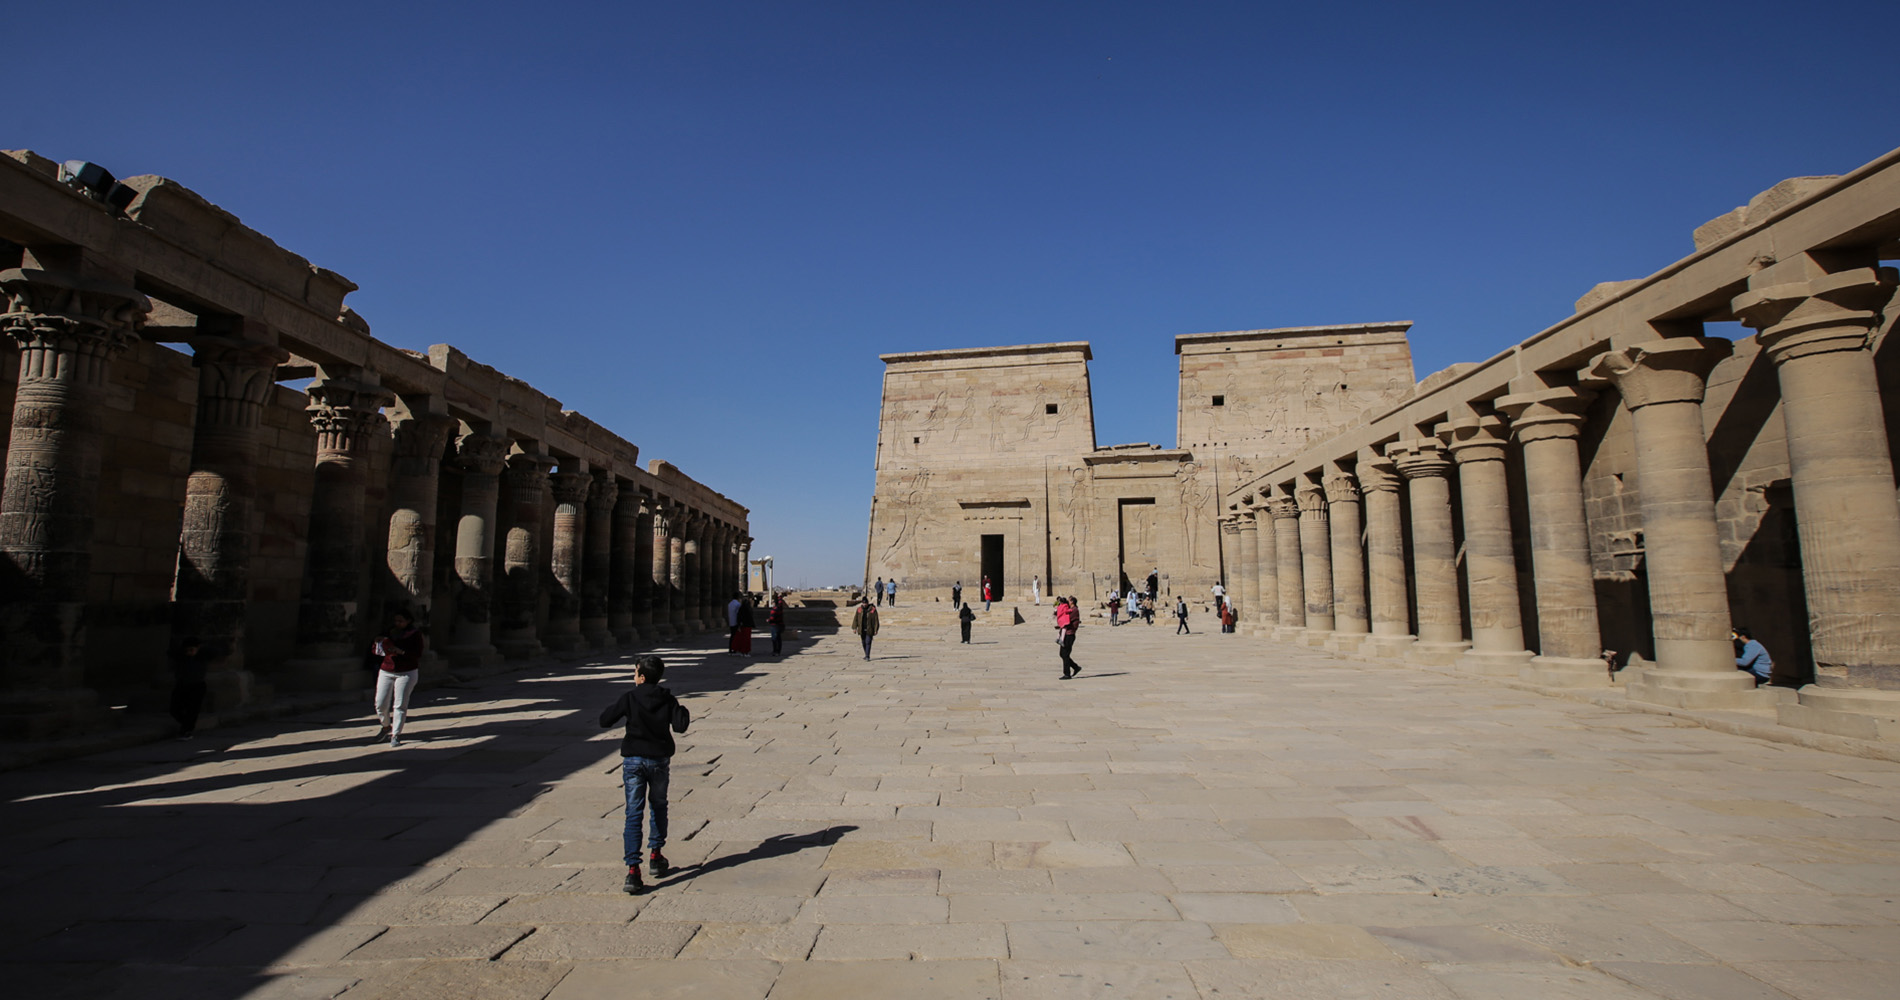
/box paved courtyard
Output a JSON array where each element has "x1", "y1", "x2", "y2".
[{"x1": 3, "y1": 611, "x2": 1899, "y2": 999}]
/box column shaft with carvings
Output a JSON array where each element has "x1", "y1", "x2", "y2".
[
  {"x1": 1233, "y1": 512, "x2": 1259, "y2": 632},
  {"x1": 0, "y1": 268, "x2": 148, "y2": 734},
  {"x1": 1297, "y1": 482, "x2": 1334, "y2": 642},
  {"x1": 287, "y1": 375, "x2": 392, "y2": 689},
  {"x1": 171, "y1": 335, "x2": 287, "y2": 710},
  {"x1": 542, "y1": 469, "x2": 590, "y2": 653},
  {"x1": 1390, "y1": 439, "x2": 1469, "y2": 664},
  {"x1": 1325, "y1": 472, "x2": 1369, "y2": 651},
  {"x1": 1249, "y1": 500, "x2": 1277, "y2": 635},
  {"x1": 582, "y1": 472, "x2": 617, "y2": 648},
  {"x1": 609, "y1": 486, "x2": 646, "y2": 644},
  {"x1": 652, "y1": 499, "x2": 679, "y2": 636},
  {"x1": 1738, "y1": 266, "x2": 1900, "y2": 703},
  {"x1": 385, "y1": 411, "x2": 458, "y2": 677},
  {"x1": 496, "y1": 453, "x2": 551, "y2": 659},
  {"x1": 1268, "y1": 494, "x2": 1305, "y2": 639},
  {"x1": 1497, "y1": 387, "x2": 1606, "y2": 684},
  {"x1": 1589, "y1": 338, "x2": 1749, "y2": 708},
  {"x1": 1359, "y1": 453, "x2": 1414, "y2": 657},
  {"x1": 1440, "y1": 416, "x2": 1532, "y2": 675},
  {"x1": 446, "y1": 433, "x2": 507, "y2": 669}
]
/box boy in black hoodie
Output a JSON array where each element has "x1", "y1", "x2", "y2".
[{"x1": 599, "y1": 655, "x2": 691, "y2": 894}]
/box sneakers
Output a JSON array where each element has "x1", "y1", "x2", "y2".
[
  {"x1": 648, "y1": 851, "x2": 671, "y2": 878},
  {"x1": 623, "y1": 867, "x2": 645, "y2": 895},
  {"x1": 375, "y1": 725, "x2": 391, "y2": 743}
]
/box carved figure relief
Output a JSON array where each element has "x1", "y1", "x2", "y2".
[
  {"x1": 1063, "y1": 467, "x2": 1091, "y2": 572},
  {"x1": 1177, "y1": 461, "x2": 1214, "y2": 569},
  {"x1": 878, "y1": 468, "x2": 938, "y2": 567}
]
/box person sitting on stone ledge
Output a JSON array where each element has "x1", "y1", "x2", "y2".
[{"x1": 1733, "y1": 627, "x2": 1773, "y2": 686}]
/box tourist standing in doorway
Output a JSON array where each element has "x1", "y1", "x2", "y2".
[
  {"x1": 1146, "y1": 570, "x2": 1159, "y2": 604},
  {"x1": 767, "y1": 592, "x2": 787, "y2": 656},
  {"x1": 1032, "y1": 575, "x2": 1040, "y2": 605},
  {"x1": 372, "y1": 609, "x2": 425, "y2": 747},
  {"x1": 599, "y1": 654, "x2": 690, "y2": 895},
  {"x1": 168, "y1": 636, "x2": 218, "y2": 740},
  {"x1": 959, "y1": 602, "x2": 975, "y2": 643},
  {"x1": 852, "y1": 600, "x2": 880, "y2": 659},
  {"x1": 952, "y1": 581, "x2": 963, "y2": 608},
  {"x1": 1175, "y1": 596, "x2": 1191, "y2": 634},
  {"x1": 874, "y1": 577, "x2": 886, "y2": 605},
  {"x1": 982, "y1": 576, "x2": 993, "y2": 611}
]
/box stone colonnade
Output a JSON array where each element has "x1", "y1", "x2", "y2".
[{"x1": 1218, "y1": 158, "x2": 1900, "y2": 743}]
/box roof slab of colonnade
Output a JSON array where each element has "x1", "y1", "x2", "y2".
[
  {"x1": 0, "y1": 150, "x2": 745, "y2": 525},
  {"x1": 1232, "y1": 145, "x2": 1900, "y2": 500}
]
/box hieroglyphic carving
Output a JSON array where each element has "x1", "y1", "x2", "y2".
[{"x1": 877, "y1": 468, "x2": 938, "y2": 568}]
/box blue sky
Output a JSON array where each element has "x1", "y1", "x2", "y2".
[{"x1": 12, "y1": 1, "x2": 1897, "y2": 586}]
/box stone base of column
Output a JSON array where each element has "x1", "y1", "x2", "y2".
[
  {"x1": 277, "y1": 656, "x2": 368, "y2": 693},
  {"x1": 204, "y1": 667, "x2": 261, "y2": 712},
  {"x1": 1454, "y1": 649, "x2": 1534, "y2": 677},
  {"x1": 1271, "y1": 625, "x2": 1307, "y2": 642},
  {"x1": 417, "y1": 651, "x2": 449, "y2": 685},
  {"x1": 1627, "y1": 669, "x2": 1765, "y2": 710},
  {"x1": 1324, "y1": 631, "x2": 1368, "y2": 653},
  {"x1": 496, "y1": 634, "x2": 545, "y2": 660},
  {"x1": 631, "y1": 612, "x2": 654, "y2": 637},
  {"x1": 446, "y1": 644, "x2": 504, "y2": 672},
  {"x1": 1300, "y1": 629, "x2": 1334, "y2": 648},
  {"x1": 581, "y1": 619, "x2": 613, "y2": 649},
  {"x1": 0, "y1": 689, "x2": 106, "y2": 739},
  {"x1": 1363, "y1": 634, "x2": 1416, "y2": 660},
  {"x1": 611, "y1": 626, "x2": 642, "y2": 646},
  {"x1": 1520, "y1": 655, "x2": 1614, "y2": 688},
  {"x1": 686, "y1": 618, "x2": 706, "y2": 634},
  {"x1": 1405, "y1": 641, "x2": 1471, "y2": 667},
  {"x1": 1776, "y1": 687, "x2": 1900, "y2": 742}
]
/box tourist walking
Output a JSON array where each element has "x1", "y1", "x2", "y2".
[
  {"x1": 767, "y1": 592, "x2": 787, "y2": 656},
  {"x1": 982, "y1": 576, "x2": 993, "y2": 611},
  {"x1": 733, "y1": 593, "x2": 754, "y2": 655},
  {"x1": 598, "y1": 654, "x2": 690, "y2": 895},
  {"x1": 1211, "y1": 580, "x2": 1225, "y2": 605},
  {"x1": 888, "y1": 579, "x2": 898, "y2": 605},
  {"x1": 874, "y1": 577, "x2": 886, "y2": 605},
  {"x1": 1141, "y1": 593, "x2": 1156, "y2": 625},
  {"x1": 1055, "y1": 597, "x2": 1082, "y2": 679},
  {"x1": 726, "y1": 592, "x2": 744, "y2": 654},
  {"x1": 1175, "y1": 596, "x2": 1191, "y2": 634},
  {"x1": 1032, "y1": 575, "x2": 1040, "y2": 605},
  {"x1": 852, "y1": 600, "x2": 880, "y2": 659},
  {"x1": 168, "y1": 636, "x2": 218, "y2": 739},
  {"x1": 1734, "y1": 626, "x2": 1773, "y2": 685},
  {"x1": 959, "y1": 602, "x2": 975, "y2": 643},
  {"x1": 1108, "y1": 591, "x2": 1121, "y2": 626},
  {"x1": 1220, "y1": 599, "x2": 1236, "y2": 634},
  {"x1": 371, "y1": 609, "x2": 425, "y2": 747},
  {"x1": 952, "y1": 581, "x2": 963, "y2": 608}
]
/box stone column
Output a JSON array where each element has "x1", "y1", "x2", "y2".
[
  {"x1": 1589, "y1": 337, "x2": 1751, "y2": 708},
  {"x1": 668, "y1": 507, "x2": 690, "y2": 634},
  {"x1": 678, "y1": 511, "x2": 701, "y2": 632},
  {"x1": 581, "y1": 471, "x2": 617, "y2": 649},
  {"x1": 1268, "y1": 493, "x2": 1305, "y2": 640},
  {"x1": 737, "y1": 535, "x2": 753, "y2": 596},
  {"x1": 495, "y1": 452, "x2": 551, "y2": 660},
  {"x1": 610, "y1": 485, "x2": 646, "y2": 645},
  {"x1": 1233, "y1": 511, "x2": 1259, "y2": 634},
  {"x1": 1438, "y1": 416, "x2": 1534, "y2": 676},
  {"x1": 0, "y1": 268, "x2": 149, "y2": 736},
  {"x1": 1496, "y1": 387, "x2": 1606, "y2": 686},
  {"x1": 699, "y1": 519, "x2": 722, "y2": 628},
  {"x1": 1249, "y1": 497, "x2": 1277, "y2": 636},
  {"x1": 170, "y1": 335, "x2": 287, "y2": 712},
  {"x1": 286, "y1": 374, "x2": 393, "y2": 690},
  {"x1": 1296, "y1": 481, "x2": 1334, "y2": 644},
  {"x1": 446, "y1": 432, "x2": 507, "y2": 670},
  {"x1": 385, "y1": 409, "x2": 458, "y2": 679},
  {"x1": 630, "y1": 491, "x2": 656, "y2": 639},
  {"x1": 1219, "y1": 516, "x2": 1241, "y2": 615},
  {"x1": 1358, "y1": 451, "x2": 1414, "y2": 658},
  {"x1": 542, "y1": 468, "x2": 590, "y2": 654},
  {"x1": 651, "y1": 499, "x2": 680, "y2": 637},
  {"x1": 1324, "y1": 471, "x2": 1369, "y2": 652},
  {"x1": 1736, "y1": 264, "x2": 1900, "y2": 736},
  {"x1": 1390, "y1": 438, "x2": 1470, "y2": 665}
]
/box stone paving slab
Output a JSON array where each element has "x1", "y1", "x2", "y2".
[{"x1": 3, "y1": 621, "x2": 1899, "y2": 997}]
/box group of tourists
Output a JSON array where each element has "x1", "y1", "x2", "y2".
[
  {"x1": 872, "y1": 577, "x2": 899, "y2": 605},
  {"x1": 950, "y1": 576, "x2": 995, "y2": 611}
]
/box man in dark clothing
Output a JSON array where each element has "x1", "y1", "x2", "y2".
[
  {"x1": 1146, "y1": 571, "x2": 1159, "y2": 604},
  {"x1": 169, "y1": 637, "x2": 218, "y2": 739},
  {"x1": 952, "y1": 581, "x2": 962, "y2": 608},
  {"x1": 599, "y1": 655, "x2": 691, "y2": 895},
  {"x1": 767, "y1": 593, "x2": 787, "y2": 656},
  {"x1": 1175, "y1": 596, "x2": 1191, "y2": 634},
  {"x1": 959, "y1": 602, "x2": 975, "y2": 643}
]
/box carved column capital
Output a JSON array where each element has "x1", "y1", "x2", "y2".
[
  {"x1": 503, "y1": 452, "x2": 553, "y2": 492},
  {"x1": 1586, "y1": 337, "x2": 1732, "y2": 409},
  {"x1": 305, "y1": 376, "x2": 392, "y2": 461},
  {"x1": 1733, "y1": 266, "x2": 1898, "y2": 363},
  {"x1": 453, "y1": 433, "x2": 509, "y2": 477},
  {"x1": 1388, "y1": 439, "x2": 1452, "y2": 480},
  {"x1": 586, "y1": 473, "x2": 620, "y2": 516},
  {"x1": 0, "y1": 267, "x2": 149, "y2": 357},
  {"x1": 1496, "y1": 386, "x2": 1595, "y2": 443},
  {"x1": 391, "y1": 412, "x2": 459, "y2": 461},
  {"x1": 1356, "y1": 450, "x2": 1401, "y2": 493},
  {"x1": 550, "y1": 470, "x2": 592, "y2": 506},
  {"x1": 1266, "y1": 495, "x2": 1301, "y2": 521},
  {"x1": 1296, "y1": 483, "x2": 1329, "y2": 520},
  {"x1": 1323, "y1": 473, "x2": 1361, "y2": 504},
  {"x1": 1437, "y1": 415, "x2": 1510, "y2": 464}
]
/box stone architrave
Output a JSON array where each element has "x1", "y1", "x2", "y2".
[
  {"x1": 1389, "y1": 438, "x2": 1470, "y2": 665},
  {"x1": 1233, "y1": 510, "x2": 1259, "y2": 633},
  {"x1": 1324, "y1": 471, "x2": 1369, "y2": 652},
  {"x1": 285, "y1": 374, "x2": 392, "y2": 690},
  {"x1": 1267, "y1": 493, "x2": 1305, "y2": 640},
  {"x1": 1296, "y1": 481, "x2": 1335, "y2": 643},
  {"x1": 582, "y1": 471, "x2": 618, "y2": 649},
  {"x1": 171, "y1": 334, "x2": 288, "y2": 712},
  {"x1": 1735, "y1": 263, "x2": 1900, "y2": 736},
  {"x1": 1248, "y1": 497, "x2": 1277, "y2": 636},
  {"x1": 609, "y1": 485, "x2": 646, "y2": 645},
  {"x1": 446, "y1": 432, "x2": 507, "y2": 669},
  {"x1": 1495, "y1": 386, "x2": 1607, "y2": 685},
  {"x1": 496, "y1": 452, "x2": 552, "y2": 660},
  {"x1": 542, "y1": 468, "x2": 591, "y2": 654},
  {"x1": 0, "y1": 268, "x2": 149, "y2": 735},
  {"x1": 1589, "y1": 337, "x2": 1751, "y2": 708},
  {"x1": 385, "y1": 409, "x2": 458, "y2": 679},
  {"x1": 1438, "y1": 415, "x2": 1533, "y2": 676},
  {"x1": 1358, "y1": 450, "x2": 1414, "y2": 658}
]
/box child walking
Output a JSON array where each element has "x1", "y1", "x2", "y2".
[{"x1": 599, "y1": 655, "x2": 691, "y2": 894}]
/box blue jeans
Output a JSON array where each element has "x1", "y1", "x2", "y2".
[
  {"x1": 621, "y1": 756, "x2": 670, "y2": 865},
  {"x1": 860, "y1": 633, "x2": 874, "y2": 659}
]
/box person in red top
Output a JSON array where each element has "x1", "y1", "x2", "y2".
[
  {"x1": 982, "y1": 576, "x2": 993, "y2": 611},
  {"x1": 371, "y1": 609, "x2": 425, "y2": 747},
  {"x1": 1055, "y1": 597, "x2": 1082, "y2": 679}
]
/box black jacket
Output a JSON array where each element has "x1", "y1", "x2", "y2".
[{"x1": 599, "y1": 684, "x2": 690, "y2": 758}]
